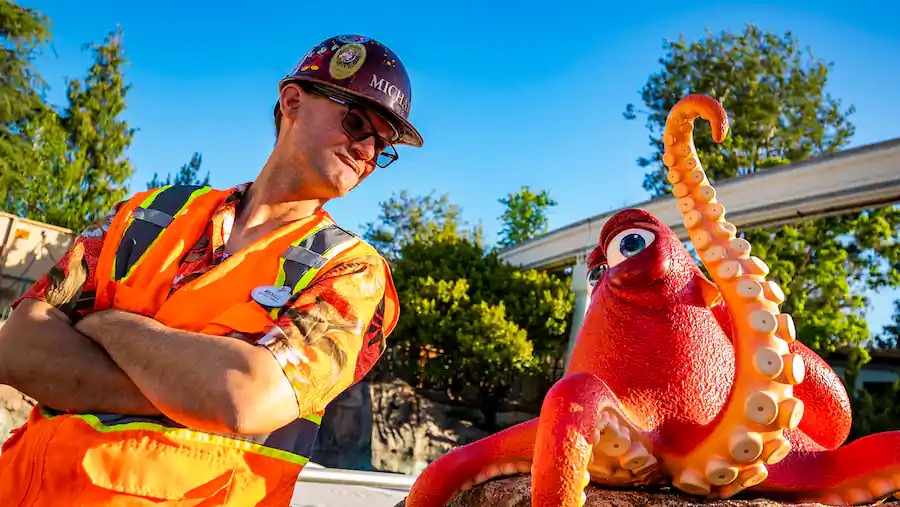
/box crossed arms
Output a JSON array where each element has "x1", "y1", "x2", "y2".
[
  {"x1": 0, "y1": 300, "x2": 298, "y2": 434},
  {"x1": 0, "y1": 259, "x2": 385, "y2": 435}
]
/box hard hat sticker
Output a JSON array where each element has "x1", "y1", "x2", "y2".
[
  {"x1": 329, "y1": 43, "x2": 367, "y2": 80},
  {"x1": 252, "y1": 285, "x2": 293, "y2": 308},
  {"x1": 338, "y1": 35, "x2": 370, "y2": 44},
  {"x1": 300, "y1": 45, "x2": 332, "y2": 72}
]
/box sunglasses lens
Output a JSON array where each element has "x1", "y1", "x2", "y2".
[
  {"x1": 334, "y1": 101, "x2": 399, "y2": 168},
  {"x1": 342, "y1": 111, "x2": 368, "y2": 139},
  {"x1": 376, "y1": 145, "x2": 398, "y2": 168}
]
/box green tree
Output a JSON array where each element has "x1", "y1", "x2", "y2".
[
  {"x1": 5, "y1": 27, "x2": 135, "y2": 232},
  {"x1": 0, "y1": 0, "x2": 52, "y2": 197},
  {"x1": 624, "y1": 25, "x2": 855, "y2": 197},
  {"x1": 874, "y1": 300, "x2": 900, "y2": 350},
  {"x1": 382, "y1": 195, "x2": 574, "y2": 429},
  {"x1": 497, "y1": 186, "x2": 557, "y2": 248},
  {"x1": 625, "y1": 24, "x2": 900, "y2": 354},
  {"x1": 362, "y1": 190, "x2": 481, "y2": 261},
  {"x1": 147, "y1": 152, "x2": 209, "y2": 189}
]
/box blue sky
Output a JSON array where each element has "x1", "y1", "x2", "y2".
[{"x1": 22, "y1": 0, "x2": 900, "y2": 335}]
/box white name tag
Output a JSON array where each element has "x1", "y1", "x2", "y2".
[{"x1": 251, "y1": 285, "x2": 292, "y2": 307}]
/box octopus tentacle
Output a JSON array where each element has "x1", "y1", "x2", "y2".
[
  {"x1": 532, "y1": 372, "x2": 656, "y2": 506},
  {"x1": 660, "y1": 94, "x2": 804, "y2": 498},
  {"x1": 760, "y1": 429, "x2": 900, "y2": 505},
  {"x1": 404, "y1": 418, "x2": 539, "y2": 506}
]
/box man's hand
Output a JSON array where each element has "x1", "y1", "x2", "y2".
[
  {"x1": 74, "y1": 309, "x2": 300, "y2": 435},
  {"x1": 0, "y1": 300, "x2": 162, "y2": 416}
]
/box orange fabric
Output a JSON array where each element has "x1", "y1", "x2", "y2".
[
  {"x1": 0, "y1": 186, "x2": 400, "y2": 506},
  {"x1": 96, "y1": 187, "x2": 234, "y2": 317},
  {"x1": 0, "y1": 408, "x2": 298, "y2": 506},
  {"x1": 93, "y1": 188, "x2": 156, "y2": 312},
  {"x1": 153, "y1": 210, "x2": 330, "y2": 333}
]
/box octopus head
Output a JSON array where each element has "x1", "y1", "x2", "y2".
[{"x1": 587, "y1": 209, "x2": 701, "y2": 302}]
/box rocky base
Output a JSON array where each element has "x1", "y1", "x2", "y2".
[
  {"x1": 370, "y1": 379, "x2": 491, "y2": 475},
  {"x1": 393, "y1": 475, "x2": 897, "y2": 507}
]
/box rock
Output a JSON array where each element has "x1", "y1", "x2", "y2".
[
  {"x1": 371, "y1": 379, "x2": 490, "y2": 475},
  {"x1": 311, "y1": 380, "x2": 374, "y2": 470},
  {"x1": 495, "y1": 410, "x2": 535, "y2": 428},
  {"x1": 0, "y1": 385, "x2": 34, "y2": 453},
  {"x1": 392, "y1": 474, "x2": 892, "y2": 506}
]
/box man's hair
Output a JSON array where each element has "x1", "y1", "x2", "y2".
[{"x1": 274, "y1": 102, "x2": 283, "y2": 139}]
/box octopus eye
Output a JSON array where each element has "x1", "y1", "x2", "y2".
[
  {"x1": 587, "y1": 264, "x2": 608, "y2": 286},
  {"x1": 606, "y1": 228, "x2": 656, "y2": 267},
  {"x1": 620, "y1": 233, "x2": 647, "y2": 257}
]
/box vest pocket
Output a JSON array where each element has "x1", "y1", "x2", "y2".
[{"x1": 79, "y1": 437, "x2": 236, "y2": 502}]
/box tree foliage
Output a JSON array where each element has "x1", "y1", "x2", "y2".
[
  {"x1": 147, "y1": 152, "x2": 208, "y2": 189},
  {"x1": 371, "y1": 193, "x2": 574, "y2": 429},
  {"x1": 2, "y1": 27, "x2": 135, "y2": 232},
  {"x1": 0, "y1": 0, "x2": 51, "y2": 195},
  {"x1": 743, "y1": 210, "x2": 900, "y2": 352},
  {"x1": 625, "y1": 24, "x2": 900, "y2": 355},
  {"x1": 624, "y1": 24, "x2": 855, "y2": 197},
  {"x1": 497, "y1": 186, "x2": 557, "y2": 248},
  {"x1": 362, "y1": 190, "x2": 481, "y2": 261}
]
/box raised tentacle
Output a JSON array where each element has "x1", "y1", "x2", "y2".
[
  {"x1": 404, "y1": 418, "x2": 538, "y2": 507},
  {"x1": 661, "y1": 94, "x2": 805, "y2": 498},
  {"x1": 532, "y1": 372, "x2": 656, "y2": 506}
]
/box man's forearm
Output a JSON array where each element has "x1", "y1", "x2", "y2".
[
  {"x1": 0, "y1": 300, "x2": 161, "y2": 415},
  {"x1": 77, "y1": 310, "x2": 299, "y2": 435}
]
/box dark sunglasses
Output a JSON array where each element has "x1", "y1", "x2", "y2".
[{"x1": 317, "y1": 93, "x2": 399, "y2": 168}]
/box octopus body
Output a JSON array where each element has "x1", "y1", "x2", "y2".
[{"x1": 404, "y1": 95, "x2": 900, "y2": 506}]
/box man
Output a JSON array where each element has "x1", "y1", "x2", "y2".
[{"x1": 0, "y1": 34, "x2": 422, "y2": 505}]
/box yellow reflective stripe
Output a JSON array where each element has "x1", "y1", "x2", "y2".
[
  {"x1": 140, "y1": 185, "x2": 173, "y2": 208},
  {"x1": 303, "y1": 413, "x2": 323, "y2": 425},
  {"x1": 40, "y1": 408, "x2": 309, "y2": 466},
  {"x1": 112, "y1": 185, "x2": 171, "y2": 281},
  {"x1": 120, "y1": 186, "x2": 211, "y2": 283},
  {"x1": 291, "y1": 238, "x2": 357, "y2": 293}
]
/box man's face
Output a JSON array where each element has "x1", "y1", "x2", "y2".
[{"x1": 278, "y1": 84, "x2": 398, "y2": 199}]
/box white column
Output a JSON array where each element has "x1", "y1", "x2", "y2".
[{"x1": 564, "y1": 253, "x2": 590, "y2": 369}]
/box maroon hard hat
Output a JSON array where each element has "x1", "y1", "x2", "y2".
[{"x1": 278, "y1": 34, "x2": 423, "y2": 147}]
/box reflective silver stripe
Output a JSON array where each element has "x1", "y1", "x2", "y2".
[
  {"x1": 282, "y1": 245, "x2": 328, "y2": 269},
  {"x1": 132, "y1": 207, "x2": 174, "y2": 228}
]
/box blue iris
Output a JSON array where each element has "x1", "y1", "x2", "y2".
[{"x1": 620, "y1": 234, "x2": 647, "y2": 258}]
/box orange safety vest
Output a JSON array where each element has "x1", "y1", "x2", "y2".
[{"x1": 0, "y1": 184, "x2": 399, "y2": 506}]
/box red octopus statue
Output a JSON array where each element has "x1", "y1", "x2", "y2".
[{"x1": 404, "y1": 95, "x2": 900, "y2": 506}]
